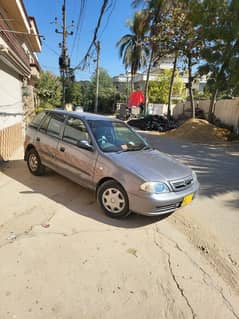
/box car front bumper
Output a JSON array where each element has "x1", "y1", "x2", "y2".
[{"x1": 128, "y1": 180, "x2": 200, "y2": 216}]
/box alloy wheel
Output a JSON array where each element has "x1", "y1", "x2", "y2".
[
  {"x1": 29, "y1": 153, "x2": 39, "y2": 171},
  {"x1": 102, "y1": 187, "x2": 126, "y2": 213}
]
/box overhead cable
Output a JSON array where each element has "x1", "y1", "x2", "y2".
[
  {"x1": 74, "y1": 0, "x2": 110, "y2": 70},
  {"x1": 70, "y1": 0, "x2": 87, "y2": 58},
  {"x1": 99, "y1": 0, "x2": 116, "y2": 40}
]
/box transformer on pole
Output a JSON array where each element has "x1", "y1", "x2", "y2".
[{"x1": 52, "y1": 0, "x2": 74, "y2": 109}]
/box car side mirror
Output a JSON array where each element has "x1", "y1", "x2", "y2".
[{"x1": 77, "y1": 140, "x2": 94, "y2": 152}]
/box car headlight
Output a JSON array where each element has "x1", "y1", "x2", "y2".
[{"x1": 140, "y1": 182, "x2": 170, "y2": 194}]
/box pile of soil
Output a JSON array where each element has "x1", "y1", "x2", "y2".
[{"x1": 166, "y1": 118, "x2": 231, "y2": 143}]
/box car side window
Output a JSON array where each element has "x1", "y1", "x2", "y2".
[
  {"x1": 63, "y1": 117, "x2": 90, "y2": 145},
  {"x1": 47, "y1": 113, "x2": 65, "y2": 138},
  {"x1": 29, "y1": 111, "x2": 46, "y2": 129},
  {"x1": 39, "y1": 112, "x2": 52, "y2": 133}
]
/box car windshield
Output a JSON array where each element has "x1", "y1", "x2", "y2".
[{"x1": 87, "y1": 119, "x2": 150, "y2": 153}]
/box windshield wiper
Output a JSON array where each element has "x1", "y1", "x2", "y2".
[
  {"x1": 141, "y1": 145, "x2": 152, "y2": 150},
  {"x1": 134, "y1": 145, "x2": 152, "y2": 151},
  {"x1": 116, "y1": 149, "x2": 133, "y2": 153},
  {"x1": 117, "y1": 145, "x2": 152, "y2": 153}
]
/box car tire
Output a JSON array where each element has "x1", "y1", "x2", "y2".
[
  {"x1": 97, "y1": 180, "x2": 131, "y2": 218},
  {"x1": 27, "y1": 148, "x2": 45, "y2": 176}
]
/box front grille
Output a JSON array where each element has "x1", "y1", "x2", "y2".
[
  {"x1": 170, "y1": 176, "x2": 194, "y2": 192},
  {"x1": 155, "y1": 202, "x2": 181, "y2": 213}
]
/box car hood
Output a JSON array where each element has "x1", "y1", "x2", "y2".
[{"x1": 108, "y1": 149, "x2": 192, "y2": 181}]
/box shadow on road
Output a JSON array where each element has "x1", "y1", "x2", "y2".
[
  {"x1": 1, "y1": 158, "x2": 169, "y2": 229},
  {"x1": 142, "y1": 133, "x2": 239, "y2": 209}
]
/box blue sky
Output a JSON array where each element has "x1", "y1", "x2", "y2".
[{"x1": 24, "y1": 0, "x2": 135, "y2": 80}]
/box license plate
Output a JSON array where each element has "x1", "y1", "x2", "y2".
[{"x1": 181, "y1": 193, "x2": 194, "y2": 207}]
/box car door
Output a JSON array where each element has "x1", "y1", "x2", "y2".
[
  {"x1": 56, "y1": 116, "x2": 98, "y2": 189},
  {"x1": 34, "y1": 112, "x2": 66, "y2": 167}
]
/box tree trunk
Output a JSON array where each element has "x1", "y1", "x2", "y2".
[
  {"x1": 167, "y1": 53, "x2": 178, "y2": 119},
  {"x1": 144, "y1": 51, "x2": 154, "y2": 115},
  {"x1": 130, "y1": 73, "x2": 134, "y2": 92},
  {"x1": 188, "y1": 54, "x2": 195, "y2": 118},
  {"x1": 208, "y1": 89, "x2": 218, "y2": 123},
  {"x1": 126, "y1": 71, "x2": 129, "y2": 103}
]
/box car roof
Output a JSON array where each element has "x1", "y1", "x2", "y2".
[{"x1": 47, "y1": 109, "x2": 121, "y2": 122}]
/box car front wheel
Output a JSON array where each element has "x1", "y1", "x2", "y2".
[
  {"x1": 97, "y1": 180, "x2": 131, "y2": 218},
  {"x1": 27, "y1": 148, "x2": 45, "y2": 176}
]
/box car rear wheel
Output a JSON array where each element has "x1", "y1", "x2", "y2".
[
  {"x1": 97, "y1": 180, "x2": 131, "y2": 218},
  {"x1": 27, "y1": 148, "x2": 45, "y2": 176}
]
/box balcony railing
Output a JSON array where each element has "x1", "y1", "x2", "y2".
[{"x1": 0, "y1": 18, "x2": 30, "y2": 69}]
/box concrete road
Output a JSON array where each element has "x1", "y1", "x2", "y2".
[{"x1": 0, "y1": 136, "x2": 238, "y2": 319}]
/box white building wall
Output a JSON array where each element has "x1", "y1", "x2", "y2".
[
  {"x1": 173, "y1": 99, "x2": 239, "y2": 131},
  {"x1": 0, "y1": 60, "x2": 24, "y2": 129},
  {"x1": 148, "y1": 103, "x2": 168, "y2": 115}
]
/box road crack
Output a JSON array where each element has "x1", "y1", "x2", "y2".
[
  {"x1": 0, "y1": 210, "x2": 58, "y2": 250},
  {"x1": 153, "y1": 232, "x2": 196, "y2": 319},
  {"x1": 154, "y1": 225, "x2": 239, "y2": 319},
  {"x1": 170, "y1": 214, "x2": 239, "y2": 292},
  {"x1": 167, "y1": 253, "x2": 196, "y2": 319}
]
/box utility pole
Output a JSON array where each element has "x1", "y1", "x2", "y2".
[
  {"x1": 61, "y1": 0, "x2": 67, "y2": 107},
  {"x1": 94, "y1": 41, "x2": 100, "y2": 113},
  {"x1": 53, "y1": 0, "x2": 74, "y2": 109}
]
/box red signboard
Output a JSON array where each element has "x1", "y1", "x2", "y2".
[{"x1": 127, "y1": 90, "x2": 145, "y2": 108}]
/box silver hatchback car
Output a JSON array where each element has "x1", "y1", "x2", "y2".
[{"x1": 24, "y1": 110, "x2": 199, "y2": 218}]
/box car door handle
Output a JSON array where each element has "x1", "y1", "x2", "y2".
[
  {"x1": 36, "y1": 137, "x2": 40, "y2": 142},
  {"x1": 60, "y1": 147, "x2": 65, "y2": 152}
]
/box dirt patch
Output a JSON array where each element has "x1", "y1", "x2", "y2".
[
  {"x1": 164, "y1": 118, "x2": 231, "y2": 143},
  {"x1": 168, "y1": 213, "x2": 239, "y2": 295}
]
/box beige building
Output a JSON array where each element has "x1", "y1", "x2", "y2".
[
  {"x1": 113, "y1": 57, "x2": 175, "y2": 92},
  {"x1": 113, "y1": 57, "x2": 207, "y2": 98},
  {"x1": 0, "y1": 0, "x2": 41, "y2": 161}
]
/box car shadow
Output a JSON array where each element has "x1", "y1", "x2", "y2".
[
  {"x1": 142, "y1": 133, "x2": 239, "y2": 210},
  {"x1": 1, "y1": 158, "x2": 170, "y2": 229}
]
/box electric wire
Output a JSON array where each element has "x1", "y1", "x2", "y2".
[
  {"x1": 43, "y1": 42, "x2": 60, "y2": 56},
  {"x1": 0, "y1": 28, "x2": 44, "y2": 38},
  {"x1": 74, "y1": 0, "x2": 110, "y2": 71},
  {"x1": 41, "y1": 64, "x2": 59, "y2": 70},
  {"x1": 70, "y1": 0, "x2": 87, "y2": 59},
  {"x1": 74, "y1": 0, "x2": 87, "y2": 61},
  {"x1": 98, "y1": 0, "x2": 116, "y2": 40}
]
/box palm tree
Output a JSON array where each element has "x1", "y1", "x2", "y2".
[
  {"x1": 132, "y1": 0, "x2": 173, "y2": 114},
  {"x1": 132, "y1": 0, "x2": 186, "y2": 117},
  {"x1": 117, "y1": 11, "x2": 149, "y2": 91}
]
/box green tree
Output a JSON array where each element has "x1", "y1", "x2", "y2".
[
  {"x1": 197, "y1": 0, "x2": 239, "y2": 121},
  {"x1": 91, "y1": 68, "x2": 117, "y2": 113},
  {"x1": 164, "y1": 3, "x2": 188, "y2": 118},
  {"x1": 37, "y1": 71, "x2": 62, "y2": 110},
  {"x1": 138, "y1": 0, "x2": 167, "y2": 113},
  {"x1": 78, "y1": 81, "x2": 94, "y2": 110},
  {"x1": 131, "y1": 0, "x2": 239, "y2": 122},
  {"x1": 132, "y1": 1, "x2": 187, "y2": 116},
  {"x1": 136, "y1": 1, "x2": 207, "y2": 118},
  {"x1": 117, "y1": 10, "x2": 149, "y2": 91},
  {"x1": 65, "y1": 81, "x2": 82, "y2": 105},
  {"x1": 228, "y1": 0, "x2": 239, "y2": 96},
  {"x1": 148, "y1": 70, "x2": 185, "y2": 104},
  {"x1": 172, "y1": 0, "x2": 203, "y2": 119}
]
